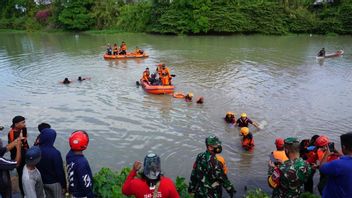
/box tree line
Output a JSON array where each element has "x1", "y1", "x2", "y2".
[{"x1": 0, "y1": 0, "x2": 351, "y2": 35}]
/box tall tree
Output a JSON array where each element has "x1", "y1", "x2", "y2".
[{"x1": 58, "y1": 0, "x2": 94, "y2": 30}]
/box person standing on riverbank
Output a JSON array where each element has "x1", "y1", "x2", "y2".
[
  {"x1": 269, "y1": 138, "x2": 288, "y2": 165},
  {"x1": 66, "y1": 130, "x2": 93, "y2": 198},
  {"x1": 8, "y1": 115, "x2": 30, "y2": 196},
  {"x1": 319, "y1": 132, "x2": 352, "y2": 198},
  {"x1": 37, "y1": 128, "x2": 67, "y2": 198},
  {"x1": 34, "y1": 123, "x2": 51, "y2": 146},
  {"x1": 122, "y1": 153, "x2": 179, "y2": 198},
  {"x1": 22, "y1": 146, "x2": 45, "y2": 198},
  {"x1": 268, "y1": 137, "x2": 311, "y2": 197},
  {"x1": 188, "y1": 135, "x2": 235, "y2": 198},
  {"x1": 0, "y1": 136, "x2": 22, "y2": 198}
]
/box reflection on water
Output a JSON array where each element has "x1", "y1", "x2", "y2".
[{"x1": 0, "y1": 32, "x2": 351, "y2": 196}]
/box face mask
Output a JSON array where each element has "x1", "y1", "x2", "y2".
[{"x1": 214, "y1": 145, "x2": 222, "y2": 154}]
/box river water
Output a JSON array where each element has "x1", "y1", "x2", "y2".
[{"x1": 0, "y1": 32, "x2": 351, "y2": 196}]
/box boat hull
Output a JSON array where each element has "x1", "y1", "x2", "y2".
[{"x1": 140, "y1": 80, "x2": 174, "y2": 95}]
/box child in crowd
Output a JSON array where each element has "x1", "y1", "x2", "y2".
[{"x1": 22, "y1": 146, "x2": 45, "y2": 198}]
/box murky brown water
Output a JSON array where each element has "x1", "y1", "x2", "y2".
[{"x1": 1, "y1": 32, "x2": 351, "y2": 196}]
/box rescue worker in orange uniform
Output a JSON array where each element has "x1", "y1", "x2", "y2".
[
  {"x1": 306, "y1": 135, "x2": 341, "y2": 195},
  {"x1": 240, "y1": 127, "x2": 254, "y2": 151},
  {"x1": 134, "y1": 46, "x2": 144, "y2": 55},
  {"x1": 141, "y1": 68, "x2": 150, "y2": 83},
  {"x1": 160, "y1": 64, "x2": 171, "y2": 86},
  {"x1": 156, "y1": 63, "x2": 163, "y2": 76},
  {"x1": 300, "y1": 135, "x2": 319, "y2": 193},
  {"x1": 270, "y1": 138, "x2": 288, "y2": 166},
  {"x1": 113, "y1": 43, "x2": 119, "y2": 55},
  {"x1": 119, "y1": 41, "x2": 127, "y2": 55}
]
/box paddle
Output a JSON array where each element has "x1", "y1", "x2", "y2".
[
  {"x1": 136, "y1": 81, "x2": 140, "y2": 86},
  {"x1": 171, "y1": 74, "x2": 176, "y2": 77}
]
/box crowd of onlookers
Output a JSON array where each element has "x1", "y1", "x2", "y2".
[
  {"x1": 1, "y1": 115, "x2": 351, "y2": 198},
  {"x1": 1, "y1": 116, "x2": 93, "y2": 198},
  {"x1": 267, "y1": 132, "x2": 352, "y2": 198}
]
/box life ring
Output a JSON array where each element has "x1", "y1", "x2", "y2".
[{"x1": 173, "y1": 92, "x2": 185, "y2": 99}]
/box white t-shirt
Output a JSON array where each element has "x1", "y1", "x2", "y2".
[{"x1": 22, "y1": 165, "x2": 45, "y2": 198}]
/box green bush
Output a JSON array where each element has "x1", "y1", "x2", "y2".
[
  {"x1": 300, "y1": 192, "x2": 321, "y2": 198},
  {"x1": 93, "y1": 167, "x2": 192, "y2": 198},
  {"x1": 287, "y1": 8, "x2": 317, "y2": 33},
  {"x1": 117, "y1": 1, "x2": 152, "y2": 32},
  {"x1": 2, "y1": 0, "x2": 352, "y2": 34},
  {"x1": 245, "y1": 188, "x2": 270, "y2": 198},
  {"x1": 25, "y1": 18, "x2": 42, "y2": 31},
  {"x1": 58, "y1": 0, "x2": 94, "y2": 31},
  {"x1": 93, "y1": 167, "x2": 130, "y2": 198},
  {"x1": 0, "y1": 18, "x2": 11, "y2": 29},
  {"x1": 175, "y1": 176, "x2": 192, "y2": 198}
]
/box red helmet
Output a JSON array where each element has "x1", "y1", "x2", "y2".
[
  {"x1": 315, "y1": 135, "x2": 329, "y2": 147},
  {"x1": 275, "y1": 138, "x2": 284, "y2": 148},
  {"x1": 69, "y1": 130, "x2": 89, "y2": 151}
]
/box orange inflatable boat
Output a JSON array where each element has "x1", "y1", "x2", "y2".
[
  {"x1": 104, "y1": 52, "x2": 149, "y2": 59},
  {"x1": 140, "y1": 80, "x2": 174, "y2": 95}
]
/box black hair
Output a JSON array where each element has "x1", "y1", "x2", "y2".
[
  {"x1": 341, "y1": 132, "x2": 352, "y2": 151},
  {"x1": 38, "y1": 123, "x2": 51, "y2": 132},
  {"x1": 309, "y1": 135, "x2": 320, "y2": 146}
]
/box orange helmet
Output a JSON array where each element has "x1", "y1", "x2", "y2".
[
  {"x1": 315, "y1": 135, "x2": 329, "y2": 147},
  {"x1": 226, "y1": 112, "x2": 234, "y2": 116},
  {"x1": 69, "y1": 130, "x2": 89, "y2": 151},
  {"x1": 240, "y1": 127, "x2": 249, "y2": 136}
]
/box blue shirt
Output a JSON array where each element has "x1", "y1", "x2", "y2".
[
  {"x1": 320, "y1": 156, "x2": 352, "y2": 198},
  {"x1": 66, "y1": 150, "x2": 94, "y2": 198}
]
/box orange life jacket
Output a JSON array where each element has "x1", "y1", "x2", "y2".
[
  {"x1": 242, "y1": 135, "x2": 254, "y2": 150},
  {"x1": 8, "y1": 128, "x2": 29, "y2": 160},
  {"x1": 142, "y1": 71, "x2": 150, "y2": 82},
  {"x1": 161, "y1": 76, "x2": 169, "y2": 85},
  {"x1": 121, "y1": 44, "x2": 127, "y2": 51},
  {"x1": 113, "y1": 46, "x2": 119, "y2": 52},
  {"x1": 216, "y1": 154, "x2": 228, "y2": 174},
  {"x1": 273, "y1": 150, "x2": 288, "y2": 163},
  {"x1": 160, "y1": 68, "x2": 170, "y2": 77},
  {"x1": 317, "y1": 149, "x2": 339, "y2": 163}
]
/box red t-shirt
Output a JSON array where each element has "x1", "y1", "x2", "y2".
[{"x1": 122, "y1": 169, "x2": 180, "y2": 198}]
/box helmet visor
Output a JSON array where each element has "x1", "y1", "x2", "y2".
[{"x1": 143, "y1": 153, "x2": 161, "y2": 180}]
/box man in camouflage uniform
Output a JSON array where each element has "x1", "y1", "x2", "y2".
[
  {"x1": 268, "y1": 137, "x2": 312, "y2": 198},
  {"x1": 188, "y1": 135, "x2": 235, "y2": 198}
]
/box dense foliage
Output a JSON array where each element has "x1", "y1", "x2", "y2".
[
  {"x1": 93, "y1": 167, "x2": 321, "y2": 198},
  {"x1": 92, "y1": 167, "x2": 191, "y2": 198},
  {"x1": 0, "y1": 0, "x2": 351, "y2": 35}
]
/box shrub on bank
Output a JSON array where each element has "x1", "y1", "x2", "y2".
[{"x1": 93, "y1": 167, "x2": 320, "y2": 198}]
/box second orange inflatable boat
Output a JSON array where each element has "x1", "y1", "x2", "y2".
[{"x1": 140, "y1": 80, "x2": 174, "y2": 95}]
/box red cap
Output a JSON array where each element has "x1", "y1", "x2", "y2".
[
  {"x1": 315, "y1": 135, "x2": 329, "y2": 147},
  {"x1": 275, "y1": 138, "x2": 284, "y2": 148},
  {"x1": 69, "y1": 130, "x2": 89, "y2": 151}
]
